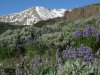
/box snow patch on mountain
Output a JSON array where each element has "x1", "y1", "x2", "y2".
[{"x1": 35, "y1": 6, "x2": 66, "y2": 20}]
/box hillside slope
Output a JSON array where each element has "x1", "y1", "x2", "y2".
[{"x1": 0, "y1": 22, "x2": 25, "y2": 34}]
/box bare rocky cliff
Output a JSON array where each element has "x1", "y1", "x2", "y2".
[{"x1": 64, "y1": 3, "x2": 100, "y2": 20}]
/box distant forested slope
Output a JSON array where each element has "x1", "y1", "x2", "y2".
[{"x1": 0, "y1": 22, "x2": 25, "y2": 34}]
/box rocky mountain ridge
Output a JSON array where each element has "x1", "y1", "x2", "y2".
[{"x1": 64, "y1": 3, "x2": 100, "y2": 20}]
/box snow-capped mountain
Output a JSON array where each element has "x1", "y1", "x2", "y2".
[{"x1": 0, "y1": 6, "x2": 66, "y2": 25}]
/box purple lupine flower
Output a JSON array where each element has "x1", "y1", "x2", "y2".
[
  {"x1": 63, "y1": 44, "x2": 94, "y2": 61},
  {"x1": 72, "y1": 29, "x2": 83, "y2": 38},
  {"x1": 84, "y1": 53, "x2": 94, "y2": 61},
  {"x1": 33, "y1": 56, "x2": 41, "y2": 66},
  {"x1": 77, "y1": 44, "x2": 94, "y2": 61},
  {"x1": 77, "y1": 44, "x2": 92, "y2": 56},
  {"x1": 63, "y1": 46, "x2": 76, "y2": 59},
  {"x1": 72, "y1": 26, "x2": 98, "y2": 38},
  {"x1": 83, "y1": 26, "x2": 96, "y2": 37}
]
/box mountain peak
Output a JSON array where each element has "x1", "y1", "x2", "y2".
[{"x1": 0, "y1": 6, "x2": 66, "y2": 25}]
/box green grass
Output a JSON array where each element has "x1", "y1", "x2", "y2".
[{"x1": 0, "y1": 47, "x2": 14, "y2": 58}]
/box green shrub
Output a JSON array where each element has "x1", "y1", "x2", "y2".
[{"x1": 59, "y1": 59, "x2": 95, "y2": 75}]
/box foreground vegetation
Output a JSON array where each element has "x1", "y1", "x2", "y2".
[{"x1": 0, "y1": 14, "x2": 100, "y2": 75}]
